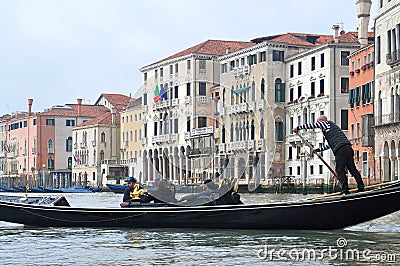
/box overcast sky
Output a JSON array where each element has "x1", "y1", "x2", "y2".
[{"x1": 0, "y1": 0, "x2": 377, "y2": 113}]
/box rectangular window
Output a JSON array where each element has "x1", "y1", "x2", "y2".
[
  {"x1": 311, "y1": 56, "x2": 316, "y2": 71},
  {"x1": 66, "y1": 120, "x2": 75, "y2": 126},
  {"x1": 24, "y1": 121, "x2": 27, "y2": 127},
  {"x1": 198, "y1": 117, "x2": 207, "y2": 128},
  {"x1": 289, "y1": 88, "x2": 294, "y2": 101},
  {"x1": 160, "y1": 68, "x2": 163, "y2": 77},
  {"x1": 169, "y1": 65, "x2": 173, "y2": 75},
  {"x1": 230, "y1": 60, "x2": 235, "y2": 70},
  {"x1": 186, "y1": 117, "x2": 191, "y2": 132},
  {"x1": 272, "y1": 50, "x2": 284, "y2": 62},
  {"x1": 320, "y1": 53, "x2": 325, "y2": 68},
  {"x1": 174, "y1": 86, "x2": 178, "y2": 99},
  {"x1": 362, "y1": 152, "x2": 368, "y2": 176},
  {"x1": 248, "y1": 54, "x2": 257, "y2": 65},
  {"x1": 259, "y1": 51, "x2": 266, "y2": 62},
  {"x1": 311, "y1": 82, "x2": 315, "y2": 96},
  {"x1": 144, "y1": 72, "x2": 147, "y2": 81},
  {"x1": 377, "y1": 36, "x2": 381, "y2": 64},
  {"x1": 341, "y1": 77, "x2": 349, "y2": 93},
  {"x1": 319, "y1": 79, "x2": 324, "y2": 94},
  {"x1": 174, "y1": 119, "x2": 178, "y2": 134},
  {"x1": 199, "y1": 59, "x2": 206, "y2": 70},
  {"x1": 199, "y1": 82, "x2": 206, "y2": 96},
  {"x1": 186, "y1": 83, "x2": 191, "y2": 96},
  {"x1": 319, "y1": 165, "x2": 323, "y2": 174},
  {"x1": 297, "y1": 86, "x2": 302, "y2": 98},
  {"x1": 154, "y1": 69, "x2": 158, "y2": 79},
  {"x1": 341, "y1": 51, "x2": 350, "y2": 65},
  {"x1": 143, "y1": 93, "x2": 147, "y2": 106},
  {"x1": 275, "y1": 121, "x2": 284, "y2": 141},
  {"x1": 175, "y1": 63, "x2": 178, "y2": 73},
  {"x1": 290, "y1": 64, "x2": 294, "y2": 78},
  {"x1": 33, "y1": 119, "x2": 36, "y2": 125},
  {"x1": 46, "y1": 119, "x2": 55, "y2": 126},
  {"x1": 310, "y1": 165, "x2": 314, "y2": 175},
  {"x1": 221, "y1": 63, "x2": 227, "y2": 73},
  {"x1": 341, "y1": 110, "x2": 348, "y2": 130},
  {"x1": 187, "y1": 60, "x2": 191, "y2": 70},
  {"x1": 288, "y1": 147, "x2": 293, "y2": 160},
  {"x1": 298, "y1": 62, "x2": 302, "y2": 75}
]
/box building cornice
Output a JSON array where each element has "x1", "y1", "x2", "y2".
[
  {"x1": 140, "y1": 54, "x2": 215, "y2": 72},
  {"x1": 375, "y1": 2, "x2": 400, "y2": 21}
]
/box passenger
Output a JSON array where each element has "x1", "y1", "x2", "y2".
[
  {"x1": 147, "y1": 179, "x2": 177, "y2": 204},
  {"x1": 120, "y1": 177, "x2": 147, "y2": 207},
  {"x1": 179, "y1": 179, "x2": 218, "y2": 203}
]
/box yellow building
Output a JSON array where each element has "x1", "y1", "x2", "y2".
[{"x1": 120, "y1": 98, "x2": 143, "y2": 182}]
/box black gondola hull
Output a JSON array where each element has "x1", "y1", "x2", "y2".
[{"x1": 0, "y1": 185, "x2": 400, "y2": 229}]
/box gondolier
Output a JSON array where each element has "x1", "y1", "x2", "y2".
[{"x1": 293, "y1": 115, "x2": 364, "y2": 195}]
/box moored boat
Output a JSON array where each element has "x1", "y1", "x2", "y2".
[{"x1": 0, "y1": 181, "x2": 400, "y2": 229}]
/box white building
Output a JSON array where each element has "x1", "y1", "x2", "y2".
[{"x1": 374, "y1": 0, "x2": 400, "y2": 181}]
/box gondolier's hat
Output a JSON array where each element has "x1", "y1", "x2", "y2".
[{"x1": 125, "y1": 177, "x2": 137, "y2": 183}]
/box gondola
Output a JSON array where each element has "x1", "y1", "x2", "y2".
[{"x1": 0, "y1": 181, "x2": 400, "y2": 229}]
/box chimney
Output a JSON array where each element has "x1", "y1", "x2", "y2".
[
  {"x1": 77, "y1": 98, "x2": 82, "y2": 116},
  {"x1": 356, "y1": 0, "x2": 372, "y2": 47},
  {"x1": 111, "y1": 107, "x2": 117, "y2": 125},
  {"x1": 332, "y1": 25, "x2": 340, "y2": 43},
  {"x1": 28, "y1": 98, "x2": 33, "y2": 116}
]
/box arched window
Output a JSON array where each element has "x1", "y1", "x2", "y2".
[
  {"x1": 101, "y1": 132, "x2": 106, "y2": 142},
  {"x1": 275, "y1": 78, "x2": 285, "y2": 102},
  {"x1": 48, "y1": 139, "x2": 54, "y2": 154},
  {"x1": 378, "y1": 91, "x2": 382, "y2": 125},
  {"x1": 100, "y1": 150, "x2": 105, "y2": 161},
  {"x1": 261, "y1": 79, "x2": 265, "y2": 99},
  {"x1": 66, "y1": 136, "x2": 72, "y2": 152}
]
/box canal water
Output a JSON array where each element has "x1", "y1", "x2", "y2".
[{"x1": 0, "y1": 192, "x2": 399, "y2": 265}]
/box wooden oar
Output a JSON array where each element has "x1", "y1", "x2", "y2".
[
  {"x1": 310, "y1": 181, "x2": 395, "y2": 200},
  {"x1": 296, "y1": 133, "x2": 338, "y2": 180}
]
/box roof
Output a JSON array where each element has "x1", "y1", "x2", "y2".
[
  {"x1": 75, "y1": 111, "x2": 120, "y2": 127},
  {"x1": 149, "y1": 40, "x2": 255, "y2": 66},
  {"x1": 40, "y1": 104, "x2": 110, "y2": 117},
  {"x1": 94, "y1": 93, "x2": 132, "y2": 112},
  {"x1": 251, "y1": 31, "x2": 374, "y2": 46}
]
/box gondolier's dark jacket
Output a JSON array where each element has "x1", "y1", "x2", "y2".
[{"x1": 297, "y1": 120, "x2": 350, "y2": 155}]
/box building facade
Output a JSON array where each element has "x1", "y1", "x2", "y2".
[
  {"x1": 374, "y1": 0, "x2": 400, "y2": 182},
  {"x1": 348, "y1": 44, "x2": 375, "y2": 185},
  {"x1": 140, "y1": 40, "x2": 254, "y2": 185}
]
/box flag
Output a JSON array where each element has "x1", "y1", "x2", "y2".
[
  {"x1": 153, "y1": 85, "x2": 161, "y2": 102},
  {"x1": 74, "y1": 155, "x2": 81, "y2": 163},
  {"x1": 160, "y1": 84, "x2": 168, "y2": 100}
]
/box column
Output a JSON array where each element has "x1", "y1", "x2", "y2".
[{"x1": 179, "y1": 154, "x2": 184, "y2": 185}]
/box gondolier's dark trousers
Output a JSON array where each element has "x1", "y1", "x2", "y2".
[{"x1": 334, "y1": 144, "x2": 364, "y2": 191}]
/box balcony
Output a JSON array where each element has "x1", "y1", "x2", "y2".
[
  {"x1": 256, "y1": 139, "x2": 264, "y2": 150},
  {"x1": 257, "y1": 100, "x2": 265, "y2": 110},
  {"x1": 142, "y1": 105, "x2": 148, "y2": 113},
  {"x1": 227, "y1": 140, "x2": 254, "y2": 152},
  {"x1": 233, "y1": 65, "x2": 250, "y2": 77},
  {"x1": 184, "y1": 132, "x2": 191, "y2": 140},
  {"x1": 170, "y1": 98, "x2": 179, "y2": 107},
  {"x1": 196, "y1": 96, "x2": 209, "y2": 104},
  {"x1": 184, "y1": 96, "x2": 191, "y2": 104},
  {"x1": 73, "y1": 143, "x2": 77, "y2": 149},
  {"x1": 386, "y1": 50, "x2": 400, "y2": 66},
  {"x1": 141, "y1": 138, "x2": 147, "y2": 145},
  {"x1": 219, "y1": 143, "x2": 226, "y2": 153},
  {"x1": 190, "y1": 126, "x2": 213, "y2": 137},
  {"x1": 92, "y1": 140, "x2": 96, "y2": 147},
  {"x1": 151, "y1": 134, "x2": 178, "y2": 144},
  {"x1": 124, "y1": 141, "x2": 129, "y2": 147},
  {"x1": 80, "y1": 142, "x2": 87, "y2": 148},
  {"x1": 152, "y1": 100, "x2": 171, "y2": 110}
]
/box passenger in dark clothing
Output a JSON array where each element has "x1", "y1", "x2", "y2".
[
  {"x1": 146, "y1": 179, "x2": 177, "y2": 204},
  {"x1": 179, "y1": 179, "x2": 218, "y2": 203},
  {"x1": 293, "y1": 115, "x2": 364, "y2": 194}
]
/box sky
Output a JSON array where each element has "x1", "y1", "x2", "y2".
[{"x1": 0, "y1": 0, "x2": 377, "y2": 114}]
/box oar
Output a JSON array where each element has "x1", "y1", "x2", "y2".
[
  {"x1": 310, "y1": 181, "x2": 395, "y2": 200},
  {"x1": 296, "y1": 133, "x2": 338, "y2": 180}
]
